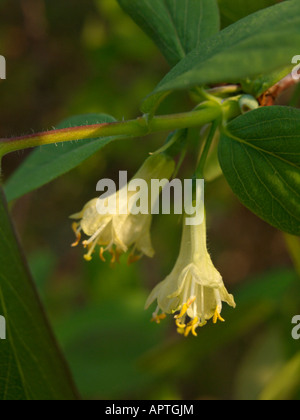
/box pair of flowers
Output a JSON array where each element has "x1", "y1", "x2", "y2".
[{"x1": 71, "y1": 154, "x2": 235, "y2": 337}]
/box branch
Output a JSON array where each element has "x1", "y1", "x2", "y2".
[{"x1": 0, "y1": 100, "x2": 240, "y2": 159}]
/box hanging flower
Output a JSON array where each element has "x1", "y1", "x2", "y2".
[
  {"x1": 71, "y1": 154, "x2": 175, "y2": 263},
  {"x1": 145, "y1": 215, "x2": 236, "y2": 336}
]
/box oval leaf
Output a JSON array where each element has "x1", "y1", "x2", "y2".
[
  {"x1": 142, "y1": 0, "x2": 300, "y2": 112},
  {"x1": 0, "y1": 190, "x2": 78, "y2": 400},
  {"x1": 219, "y1": 106, "x2": 300, "y2": 235},
  {"x1": 118, "y1": 0, "x2": 220, "y2": 67}
]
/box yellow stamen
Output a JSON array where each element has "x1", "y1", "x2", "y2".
[
  {"x1": 128, "y1": 254, "x2": 142, "y2": 265},
  {"x1": 151, "y1": 313, "x2": 166, "y2": 324},
  {"x1": 109, "y1": 249, "x2": 116, "y2": 264},
  {"x1": 175, "y1": 304, "x2": 188, "y2": 320},
  {"x1": 174, "y1": 297, "x2": 196, "y2": 320},
  {"x1": 184, "y1": 318, "x2": 199, "y2": 338},
  {"x1": 175, "y1": 319, "x2": 186, "y2": 329},
  {"x1": 100, "y1": 247, "x2": 106, "y2": 262},
  {"x1": 191, "y1": 328, "x2": 198, "y2": 337},
  {"x1": 71, "y1": 233, "x2": 81, "y2": 248},
  {"x1": 188, "y1": 317, "x2": 199, "y2": 337},
  {"x1": 184, "y1": 326, "x2": 192, "y2": 337},
  {"x1": 83, "y1": 241, "x2": 96, "y2": 261},
  {"x1": 213, "y1": 308, "x2": 225, "y2": 324},
  {"x1": 72, "y1": 222, "x2": 79, "y2": 234},
  {"x1": 71, "y1": 223, "x2": 81, "y2": 247}
]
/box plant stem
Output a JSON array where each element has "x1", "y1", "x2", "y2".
[
  {"x1": 0, "y1": 101, "x2": 240, "y2": 159},
  {"x1": 196, "y1": 119, "x2": 219, "y2": 179}
]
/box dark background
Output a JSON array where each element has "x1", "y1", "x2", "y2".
[{"x1": 0, "y1": 0, "x2": 299, "y2": 400}]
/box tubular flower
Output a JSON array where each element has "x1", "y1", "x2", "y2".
[
  {"x1": 145, "y1": 215, "x2": 236, "y2": 337},
  {"x1": 71, "y1": 154, "x2": 175, "y2": 263}
]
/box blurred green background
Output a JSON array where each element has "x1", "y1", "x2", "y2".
[{"x1": 1, "y1": 0, "x2": 300, "y2": 400}]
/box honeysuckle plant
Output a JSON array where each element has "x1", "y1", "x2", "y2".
[
  {"x1": 0, "y1": 0, "x2": 300, "y2": 400},
  {"x1": 145, "y1": 214, "x2": 236, "y2": 337},
  {"x1": 70, "y1": 153, "x2": 175, "y2": 264}
]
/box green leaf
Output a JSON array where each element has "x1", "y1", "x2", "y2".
[
  {"x1": 218, "y1": 0, "x2": 278, "y2": 28},
  {"x1": 142, "y1": 0, "x2": 300, "y2": 112},
  {"x1": 4, "y1": 114, "x2": 118, "y2": 202},
  {"x1": 0, "y1": 189, "x2": 78, "y2": 400},
  {"x1": 242, "y1": 66, "x2": 293, "y2": 98},
  {"x1": 117, "y1": 0, "x2": 220, "y2": 67},
  {"x1": 219, "y1": 106, "x2": 300, "y2": 236}
]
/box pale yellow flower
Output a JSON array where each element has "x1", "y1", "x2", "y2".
[
  {"x1": 145, "y1": 215, "x2": 236, "y2": 336},
  {"x1": 71, "y1": 154, "x2": 175, "y2": 263}
]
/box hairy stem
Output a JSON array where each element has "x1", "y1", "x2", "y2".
[{"x1": 0, "y1": 101, "x2": 240, "y2": 159}]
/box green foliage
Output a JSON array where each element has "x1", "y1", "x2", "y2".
[
  {"x1": 219, "y1": 107, "x2": 300, "y2": 236},
  {"x1": 242, "y1": 67, "x2": 293, "y2": 99},
  {"x1": 0, "y1": 190, "x2": 78, "y2": 400},
  {"x1": 142, "y1": 0, "x2": 300, "y2": 112},
  {"x1": 5, "y1": 114, "x2": 118, "y2": 202},
  {"x1": 1, "y1": 0, "x2": 300, "y2": 401},
  {"x1": 117, "y1": 0, "x2": 220, "y2": 67}
]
